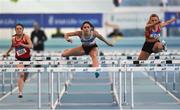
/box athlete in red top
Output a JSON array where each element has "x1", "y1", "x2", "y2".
[
  {"x1": 3, "y1": 23, "x2": 33, "y2": 98},
  {"x1": 138, "y1": 13, "x2": 179, "y2": 60}
]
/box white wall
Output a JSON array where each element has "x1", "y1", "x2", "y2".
[
  {"x1": 0, "y1": 0, "x2": 179, "y2": 39},
  {"x1": 0, "y1": 0, "x2": 114, "y2": 39},
  {"x1": 0, "y1": 0, "x2": 114, "y2": 13}
]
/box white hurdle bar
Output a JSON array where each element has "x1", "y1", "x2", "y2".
[
  {"x1": 47, "y1": 66, "x2": 180, "y2": 109},
  {"x1": 1, "y1": 49, "x2": 180, "y2": 56},
  {"x1": 0, "y1": 60, "x2": 119, "y2": 66},
  {"x1": 121, "y1": 59, "x2": 180, "y2": 65},
  {"x1": 1, "y1": 54, "x2": 180, "y2": 61},
  {"x1": 0, "y1": 61, "x2": 54, "y2": 65},
  {"x1": 0, "y1": 68, "x2": 44, "y2": 109},
  {"x1": 1, "y1": 60, "x2": 180, "y2": 66}
]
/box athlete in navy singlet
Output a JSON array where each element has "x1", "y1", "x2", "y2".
[{"x1": 62, "y1": 21, "x2": 113, "y2": 78}]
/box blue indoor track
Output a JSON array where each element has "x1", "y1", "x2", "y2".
[{"x1": 0, "y1": 37, "x2": 180, "y2": 110}]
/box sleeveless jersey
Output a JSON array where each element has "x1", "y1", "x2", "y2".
[
  {"x1": 13, "y1": 35, "x2": 30, "y2": 59},
  {"x1": 80, "y1": 31, "x2": 96, "y2": 46},
  {"x1": 145, "y1": 25, "x2": 161, "y2": 40}
]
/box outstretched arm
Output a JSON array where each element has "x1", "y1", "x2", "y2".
[
  {"x1": 145, "y1": 21, "x2": 161, "y2": 29},
  {"x1": 160, "y1": 12, "x2": 179, "y2": 27},
  {"x1": 64, "y1": 31, "x2": 81, "y2": 43},
  {"x1": 94, "y1": 31, "x2": 113, "y2": 46},
  {"x1": 3, "y1": 39, "x2": 14, "y2": 57}
]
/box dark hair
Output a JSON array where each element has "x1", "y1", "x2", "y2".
[
  {"x1": 15, "y1": 23, "x2": 24, "y2": 29},
  {"x1": 147, "y1": 14, "x2": 160, "y2": 24},
  {"x1": 80, "y1": 21, "x2": 94, "y2": 30},
  {"x1": 150, "y1": 14, "x2": 159, "y2": 19}
]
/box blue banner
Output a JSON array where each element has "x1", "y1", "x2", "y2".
[
  {"x1": 165, "y1": 12, "x2": 180, "y2": 27},
  {"x1": 43, "y1": 13, "x2": 102, "y2": 28},
  {"x1": 0, "y1": 14, "x2": 42, "y2": 28},
  {"x1": 0, "y1": 13, "x2": 102, "y2": 28}
]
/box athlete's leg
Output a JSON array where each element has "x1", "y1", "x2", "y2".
[
  {"x1": 89, "y1": 47, "x2": 99, "y2": 78},
  {"x1": 89, "y1": 47, "x2": 99, "y2": 67},
  {"x1": 138, "y1": 51, "x2": 151, "y2": 60},
  {"x1": 152, "y1": 42, "x2": 163, "y2": 53},
  {"x1": 61, "y1": 46, "x2": 85, "y2": 57},
  {"x1": 17, "y1": 64, "x2": 24, "y2": 98}
]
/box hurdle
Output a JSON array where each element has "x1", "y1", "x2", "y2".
[
  {"x1": 1, "y1": 53, "x2": 180, "y2": 61},
  {"x1": 0, "y1": 68, "x2": 44, "y2": 109},
  {"x1": 119, "y1": 59, "x2": 180, "y2": 105},
  {"x1": 47, "y1": 67, "x2": 122, "y2": 109},
  {"x1": 0, "y1": 65, "x2": 180, "y2": 109},
  {"x1": 17, "y1": 49, "x2": 180, "y2": 56},
  {"x1": 47, "y1": 66, "x2": 180, "y2": 109}
]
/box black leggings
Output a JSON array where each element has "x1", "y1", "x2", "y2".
[{"x1": 141, "y1": 41, "x2": 160, "y2": 54}]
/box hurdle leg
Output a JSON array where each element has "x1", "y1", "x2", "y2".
[
  {"x1": 51, "y1": 72, "x2": 54, "y2": 109},
  {"x1": 118, "y1": 71, "x2": 122, "y2": 109},
  {"x1": 2, "y1": 72, "x2": 5, "y2": 95},
  {"x1": 57, "y1": 72, "x2": 61, "y2": 103},
  {"x1": 165, "y1": 71, "x2": 168, "y2": 93},
  {"x1": 130, "y1": 70, "x2": 134, "y2": 109},
  {"x1": 48, "y1": 72, "x2": 51, "y2": 103},
  {"x1": 10, "y1": 72, "x2": 13, "y2": 95},
  {"x1": 122, "y1": 64, "x2": 128, "y2": 106},
  {"x1": 173, "y1": 64, "x2": 176, "y2": 91},
  {"x1": 37, "y1": 72, "x2": 41, "y2": 109},
  {"x1": 64, "y1": 72, "x2": 68, "y2": 94},
  {"x1": 112, "y1": 72, "x2": 116, "y2": 104},
  {"x1": 154, "y1": 71, "x2": 158, "y2": 84}
]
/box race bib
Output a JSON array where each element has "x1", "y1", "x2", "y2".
[
  {"x1": 16, "y1": 48, "x2": 27, "y2": 56},
  {"x1": 150, "y1": 32, "x2": 160, "y2": 39}
]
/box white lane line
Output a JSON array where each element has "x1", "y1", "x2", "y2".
[
  {"x1": 0, "y1": 73, "x2": 37, "y2": 102},
  {"x1": 142, "y1": 71, "x2": 180, "y2": 104}
]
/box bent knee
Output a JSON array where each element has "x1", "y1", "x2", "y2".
[
  {"x1": 61, "y1": 53, "x2": 66, "y2": 57},
  {"x1": 61, "y1": 52, "x2": 68, "y2": 57}
]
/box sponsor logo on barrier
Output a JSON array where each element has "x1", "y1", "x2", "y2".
[
  {"x1": 2, "y1": 69, "x2": 6, "y2": 72},
  {"x1": 19, "y1": 61, "x2": 23, "y2": 64},
  {"x1": 161, "y1": 61, "x2": 165, "y2": 64},
  {"x1": 150, "y1": 61, "x2": 154, "y2": 64},
  {"x1": 101, "y1": 61, "x2": 105, "y2": 64},
  {"x1": 162, "y1": 67, "x2": 166, "y2": 70},
  {"x1": 67, "y1": 61, "x2": 71, "y2": 65},
  {"x1": 140, "y1": 61, "x2": 144, "y2": 64},
  {"x1": 149, "y1": 67, "x2": 154, "y2": 71},
  {"x1": 23, "y1": 68, "x2": 28, "y2": 72},
  {"x1": 10, "y1": 61, "x2": 13, "y2": 64},
  {"x1": 84, "y1": 61, "x2": 88, "y2": 64},
  {"x1": 175, "y1": 67, "x2": 179, "y2": 71},
  {"x1": 74, "y1": 61, "x2": 78, "y2": 64},
  {"x1": 83, "y1": 68, "x2": 88, "y2": 72},
  {"x1": 15, "y1": 69, "x2": 20, "y2": 72},
  {"x1": 70, "y1": 68, "x2": 76, "y2": 72}
]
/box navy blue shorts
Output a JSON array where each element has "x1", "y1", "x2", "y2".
[{"x1": 82, "y1": 44, "x2": 98, "y2": 55}]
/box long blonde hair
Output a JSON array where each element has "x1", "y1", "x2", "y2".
[{"x1": 147, "y1": 14, "x2": 160, "y2": 24}]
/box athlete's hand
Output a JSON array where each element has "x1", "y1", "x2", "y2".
[
  {"x1": 66, "y1": 38, "x2": 72, "y2": 43},
  {"x1": 107, "y1": 42, "x2": 113, "y2": 47},
  {"x1": 2, "y1": 53, "x2": 9, "y2": 58}
]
